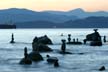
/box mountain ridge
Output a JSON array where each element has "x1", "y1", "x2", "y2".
[
  {"x1": 15, "y1": 16, "x2": 108, "y2": 28},
  {"x1": 0, "y1": 8, "x2": 108, "y2": 28},
  {"x1": 44, "y1": 8, "x2": 108, "y2": 18},
  {"x1": 0, "y1": 8, "x2": 78, "y2": 24}
]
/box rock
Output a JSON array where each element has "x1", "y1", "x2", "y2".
[
  {"x1": 99, "y1": 66, "x2": 105, "y2": 71},
  {"x1": 32, "y1": 43, "x2": 53, "y2": 52},
  {"x1": 78, "y1": 53, "x2": 84, "y2": 55},
  {"x1": 61, "y1": 39, "x2": 66, "y2": 53},
  {"x1": 86, "y1": 29, "x2": 101, "y2": 41},
  {"x1": 90, "y1": 41, "x2": 102, "y2": 46},
  {"x1": 60, "y1": 39, "x2": 72, "y2": 54},
  {"x1": 54, "y1": 60, "x2": 59, "y2": 67},
  {"x1": 33, "y1": 35, "x2": 53, "y2": 45},
  {"x1": 83, "y1": 39, "x2": 87, "y2": 44},
  {"x1": 19, "y1": 58, "x2": 32, "y2": 65},
  {"x1": 32, "y1": 35, "x2": 53, "y2": 52},
  {"x1": 28, "y1": 51, "x2": 43, "y2": 61},
  {"x1": 46, "y1": 55, "x2": 58, "y2": 63},
  {"x1": 67, "y1": 37, "x2": 82, "y2": 45},
  {"x1": 19, "y1": 47, "x2": 32, "y2": 65},
  {"x1": 103, "y1": 36, "x2": 106, "y2": 43},
  {"x1": 10, "y1": 33, "x2": 15, "y2": 43},
  {"x1": 84, "y1": 29, "x2": 102, "y2": 46},
  {"x1": 59, "y1": 51, "x2": 72, "y2": 54},
  {"x1": 67, "y1": 42, "x2": 82, "y2": 45},
  {"x1": 67, "y1": 34, "x2": 71, "y2": 43}
]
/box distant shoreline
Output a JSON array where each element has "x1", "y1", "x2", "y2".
[
  {"x1": 0, "y1": 25, "x2": 16, "y2": 29},
  {"x1": 15, "y1": 27, "x2": 108, "y2": 29}
]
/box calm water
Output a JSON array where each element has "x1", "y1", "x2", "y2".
[{"x1": 0, "y1": 28, "x2": 108, "y2": 72}]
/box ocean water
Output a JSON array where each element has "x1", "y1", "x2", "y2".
[{"x1": 0, "y1": 28, "x2": 108, "y2": 72}]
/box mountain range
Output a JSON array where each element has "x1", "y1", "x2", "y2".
[
  {"x1": 0, "y1": 8, "x2": 108, "y2": 28},
  {"x1": 0, "y1": 8, "x2": 77, "y2": 23},
  {"x1": 15, "y1": 16, "x2": 108, "y2": 28},
  {"x1": 43, "y1": 8, "x2": 108, "y2": 18}
]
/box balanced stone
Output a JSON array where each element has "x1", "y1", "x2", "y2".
[
  {"x1": 10, "y1": 33, "x2": 15, "y2": 43},
  {"x1": 19, "y1": 47, "x2": 32, "y2": 65},
  {"x1": 46, "y1": 55, "x2": 58, "y2": 63}
]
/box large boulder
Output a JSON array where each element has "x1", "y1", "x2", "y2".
[
  {"x1": 19, "y1": 58, "x2": 32, "y2": 65},
  {"x1": 90, "y1": 41, "x2": 102, "y2": 46},
  {"x1": 85, "y1": 29, "x2": 101, "y2": 41},
  {"x1": 84, "y1": 29, "x2": 102, "y2": 46},
  {"x1": 86, "y1": 32, "x2": 101, "y2": 41},
  {"x1": 28, "y1": 51, "x2": 43, "y2": 61},
  {"x1": 33, "y1": 35, "x2": 53, "y2": 45},
  {"x1": 32, "y1": 43, "x2": 53, "y2": 52}
]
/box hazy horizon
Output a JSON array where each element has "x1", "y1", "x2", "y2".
[
  {"x1": 0, "y1": 8, "x2": 108, "y2": 12},
  {"x1": 0, "y1": 0, "x2": 108, "y2": 12}
]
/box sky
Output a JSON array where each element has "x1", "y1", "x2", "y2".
[{"x1": 0, "y1": 0, "x2": 108, "y2": 12}]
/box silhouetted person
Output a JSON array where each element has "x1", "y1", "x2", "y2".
[
  {"x1": 103, "y1": 36, "x2": 106, "y2": 43},
  {"x1": 99, "y1": 66, "x2": 105, "y2": 71},
  {"x1": 54, "y1": 60, "x2": 59, "y2": 67},
  {"x1": 19, "y1": 47, "x2": 32, "y2": 64},
  {"x1": 68, "y1": 34, "x2": 71, "y2": 43},
  {"x1": 10, "y1": 33, "x2": 15, "y2": 43},
  {"x1": 61, "y1": 39, "x2": 66, "y2": 53},
  {"x1": 73, "y1": 38, "x2": 75, "y2": 42}
]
